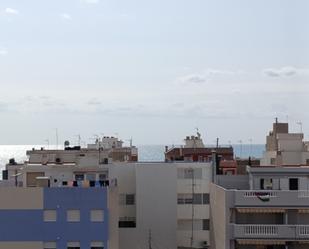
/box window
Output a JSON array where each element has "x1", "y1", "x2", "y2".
[
  {"x1": 119, "y1": 194, "x2": 135, "y2": 205},
  {"x1": 178, "y1": 168, "x2": 203, "y2": 179},
  {"x1": 177, "y1": 219, "x2": 204, "y2": 231},
  {"x1": 91, "y1": 241, "x2": 104, "y2": 249},
  {"x1": 178, "y1": 193, "x2": 209, "y2": 205},
  {"x1": 203, "y1": 219, "x2": 210, "y2": 230},
  {"x1": 193, "y1": 194, "x2": 202, "y2": 204},
  {"x1": 67, "y1": 210, "x2": 80, "y2": 222},
  {"x1": 86, "y1": 173, "x2": 96, "y2": 181},
  {"x1": 75, "y1": 174, "x2": 84, "y2": 181},
  {"x1": 203, "y1": 193, "x2": 210, "y2": 204},
  {"x1": 44, "y1": 242, "x2": 56, "y2": 249},
  {"x1": 67, "y1": 242, "x2": 80, "y2": 249},
  {"x1": 126, "y1": 194, "x2": 135, "y2": 205},
  {"x1": 44, "y1": 210, "x2": 57, "y2": 222},
  {"x1": 270, "y1": 158, "x2": 276, "y2": 165},
  {"x1": 289, "y1": 178, "x2": 299, "y2": 190},
  {"x1": 91, "y1": 210, "x2": 104, "y2": 222},
  {"x1": 260, "y1": 178, "x2": 273, "y2": 190},
  {"x1": 99, "y1": 172, "x2": 108, "y2": 180},
  {"x1": 119, "y1": 217, "x2": 136, "y2": 228},
  {"x1": 184, "y1": 169, "x2": 193, "y2": 179}
]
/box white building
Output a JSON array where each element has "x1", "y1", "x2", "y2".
[{"x1": 261, "y1": 121, "x2": 309, "y2": 166}]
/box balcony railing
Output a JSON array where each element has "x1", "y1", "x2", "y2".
[
  {"x1": 231, "y1": 224, "x2": 309, "y2": 240},
  {"x1": 234, "y1": 190, "x2": 309, "y2": 207}
]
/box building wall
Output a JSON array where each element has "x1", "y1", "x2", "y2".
[
  {"x1": 136, "y1": 163, "x2": 178, "y2": 249},
  {"x1": 210, "y1": 183, "x2": 229, "y2": 249},
  {"x1": 0, "y1": 187, "x2": 109, "y2": 249},
  {"x1": 0, "y1": 242, "x2": 42, "y2": 249}
]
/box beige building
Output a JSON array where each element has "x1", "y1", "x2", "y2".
[{"x1": 261, "y1": 121, "x2": 309, "y2": 166}]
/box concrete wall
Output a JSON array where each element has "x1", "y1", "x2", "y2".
[
  {"x1": 0, "y1": 188, "x2": 43, "y2": 209},
  {"x1": 216, "y1": 175, "x2": 249, "y2": 190},
  {"x1": 136, "y1": 163, "x2": 177, "y2": 249},
  {"x1": 210, "y1": 184, "x2": 229, "y2": 249},
  {"x1": 0, "y1": 242, "x2": 42, "y2": 249}
]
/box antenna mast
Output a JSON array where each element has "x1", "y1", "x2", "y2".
[
  {"x1": 56, "y1": 128, "x2": 59, "y2": 149},
  {"x1": 148, "y1": 229, "x2": 152, "y2": 249}
]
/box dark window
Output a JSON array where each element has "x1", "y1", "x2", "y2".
[
  {"x1": 203, "y1": 194, "x2": 210, "y2": 204},
  {"x1": 67, "y1": 247, "x2": 80, "y2": 249},
  {"x1": 289, "y1": 178, "x2": 299, "y2": 190},
  {"x1": 62, "y1": 181, "x2": 68, "y2": 186},
  {"x1": 260, "y1": 178, "x2": 264, "y2": 189},
  {"x1": 193, "y1": 194, "x2": 202, "y2": 204},
  {"x1": 203, "y1": 219, "x2": 210, "y2": 230},
  {"x1": 91, "y1": 247, "x2": 104, "y2": 249},
  {"x1": 75, "y1": 174, "x2": 84, "y2": 181},
  {"x1": 126, "y1": 194, "x2": 135, "y2": 205},
  {"x1": 2, "y1": 170, "x2": 8, "y2": 180},
  {"x1": 119, "y1": 221, "x2": 136, "y2": 228}
]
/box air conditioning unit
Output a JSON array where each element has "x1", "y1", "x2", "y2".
[{"x1": 202, "y1": 241, "x2": 209, "y2": 249}]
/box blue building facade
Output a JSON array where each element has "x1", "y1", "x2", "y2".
[{"x1": 0, "y1": 188, "x2": 108, "y2": 249}]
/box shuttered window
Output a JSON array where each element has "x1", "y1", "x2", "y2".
[{"x1": 67, "y1": 210, "x2": 80, "y2": 222}]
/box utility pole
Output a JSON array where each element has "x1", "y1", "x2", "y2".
[{"x1": 148, "y1": 229, "x2": 152, "y2": 249}]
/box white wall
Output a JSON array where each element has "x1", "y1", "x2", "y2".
[{"x1": 136, "y1": 163, "x2": 178, "y2": 249}]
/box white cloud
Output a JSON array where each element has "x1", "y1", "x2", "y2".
[
  {"x1": 60, "y1": 13, "x2": 72, "y2": 21},
  {"x1": 5, "y1": 8, "x2": 19, "y2": 15},
  {"x1": 80, "y1": 0, "x2": 100, "y2": 4},
  {"x1": 263, "y1": 66, "x2": 309, "y2": 77},
  {"x1": 177, "y1": 68, "x2": 245, "y2": 85}
]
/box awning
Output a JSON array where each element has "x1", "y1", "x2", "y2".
[
  {"x1": 237, "y1": 239, "x2": 285, "y2": 245},
  {"x1": 237, "y1": 208, "x2": 285, "y2": 213}
]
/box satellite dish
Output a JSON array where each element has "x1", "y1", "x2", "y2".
[{"x1": 64, "y1": 140, "x2": 70, "y2": 147}]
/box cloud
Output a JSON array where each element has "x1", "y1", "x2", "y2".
[
  {"x1": 204, "y1": 68, "x2": 244, "y2": 76},
  {"x1": 263, "y1": 66, "x2": 309, "y2": 77},
  {"x1": 177, "y1": 68, "x2": 245, "y2": 85},
  {"x1": 87, "y1": 99, "x2": 101, "y2": 106},
  {"x1": 80, "y1": 0, "x2": 100, "y2": 4},
  {"x1": 0, "y1": 48, "x2": 8, "y2": 56},
  {"x1": 60, "y1": 13, "x2": 72, "y2": 21},
  {"x1": 178, "y1": 74, "x2": 207, "y2": 84},
  {"x1": 5, "y1": 8, "x2": 19, "y2": 15}
]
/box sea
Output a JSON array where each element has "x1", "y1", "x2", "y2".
[{"x1": 0, "y1": 144, "x2": 265, "y2": 172}]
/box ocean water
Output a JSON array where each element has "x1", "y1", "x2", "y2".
[{"x1": 0, "y1": 144, "x2": 265, "y2": 172}]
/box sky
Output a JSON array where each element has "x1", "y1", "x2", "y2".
[{"x1": 0, "y1": 0, "x2": 309, "y2": 145}]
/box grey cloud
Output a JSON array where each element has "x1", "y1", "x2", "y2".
[
  {"x1": 263, "y1": 66, "x2": 307, "y2": 77},
  {"x1": 179, "y1": 74, "x2": 207, "y2": 84},
  {"x1": 87, "y1": 99, "x2": 102, "y2": 106}
]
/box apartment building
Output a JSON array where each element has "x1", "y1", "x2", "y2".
[
  {"x1": 1, "y1": 145, "x2": 212, "y2": 249},
  {"x1": 261, "y1": 120, "x2": 309, "y2": 166},
  {"x1": 210, "y1": 166, "x2": 309, "y2": 249},
  {"x1": 0, "y1": 183, "x2": 116, "y2": 249},
  {"x1": 165, "y1": 132, "x2": 233, "y2": 162},
  {"x1": 104, "y1": 162, "x2": 212, "y2": 249}
]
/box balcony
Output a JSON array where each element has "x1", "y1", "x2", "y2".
[
  {"x1": 231, "y1": 224, "x2": 309, "y2": 240},
  {"x1": 234, "y1": 190, "x2": 309, "y2": 207}
]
